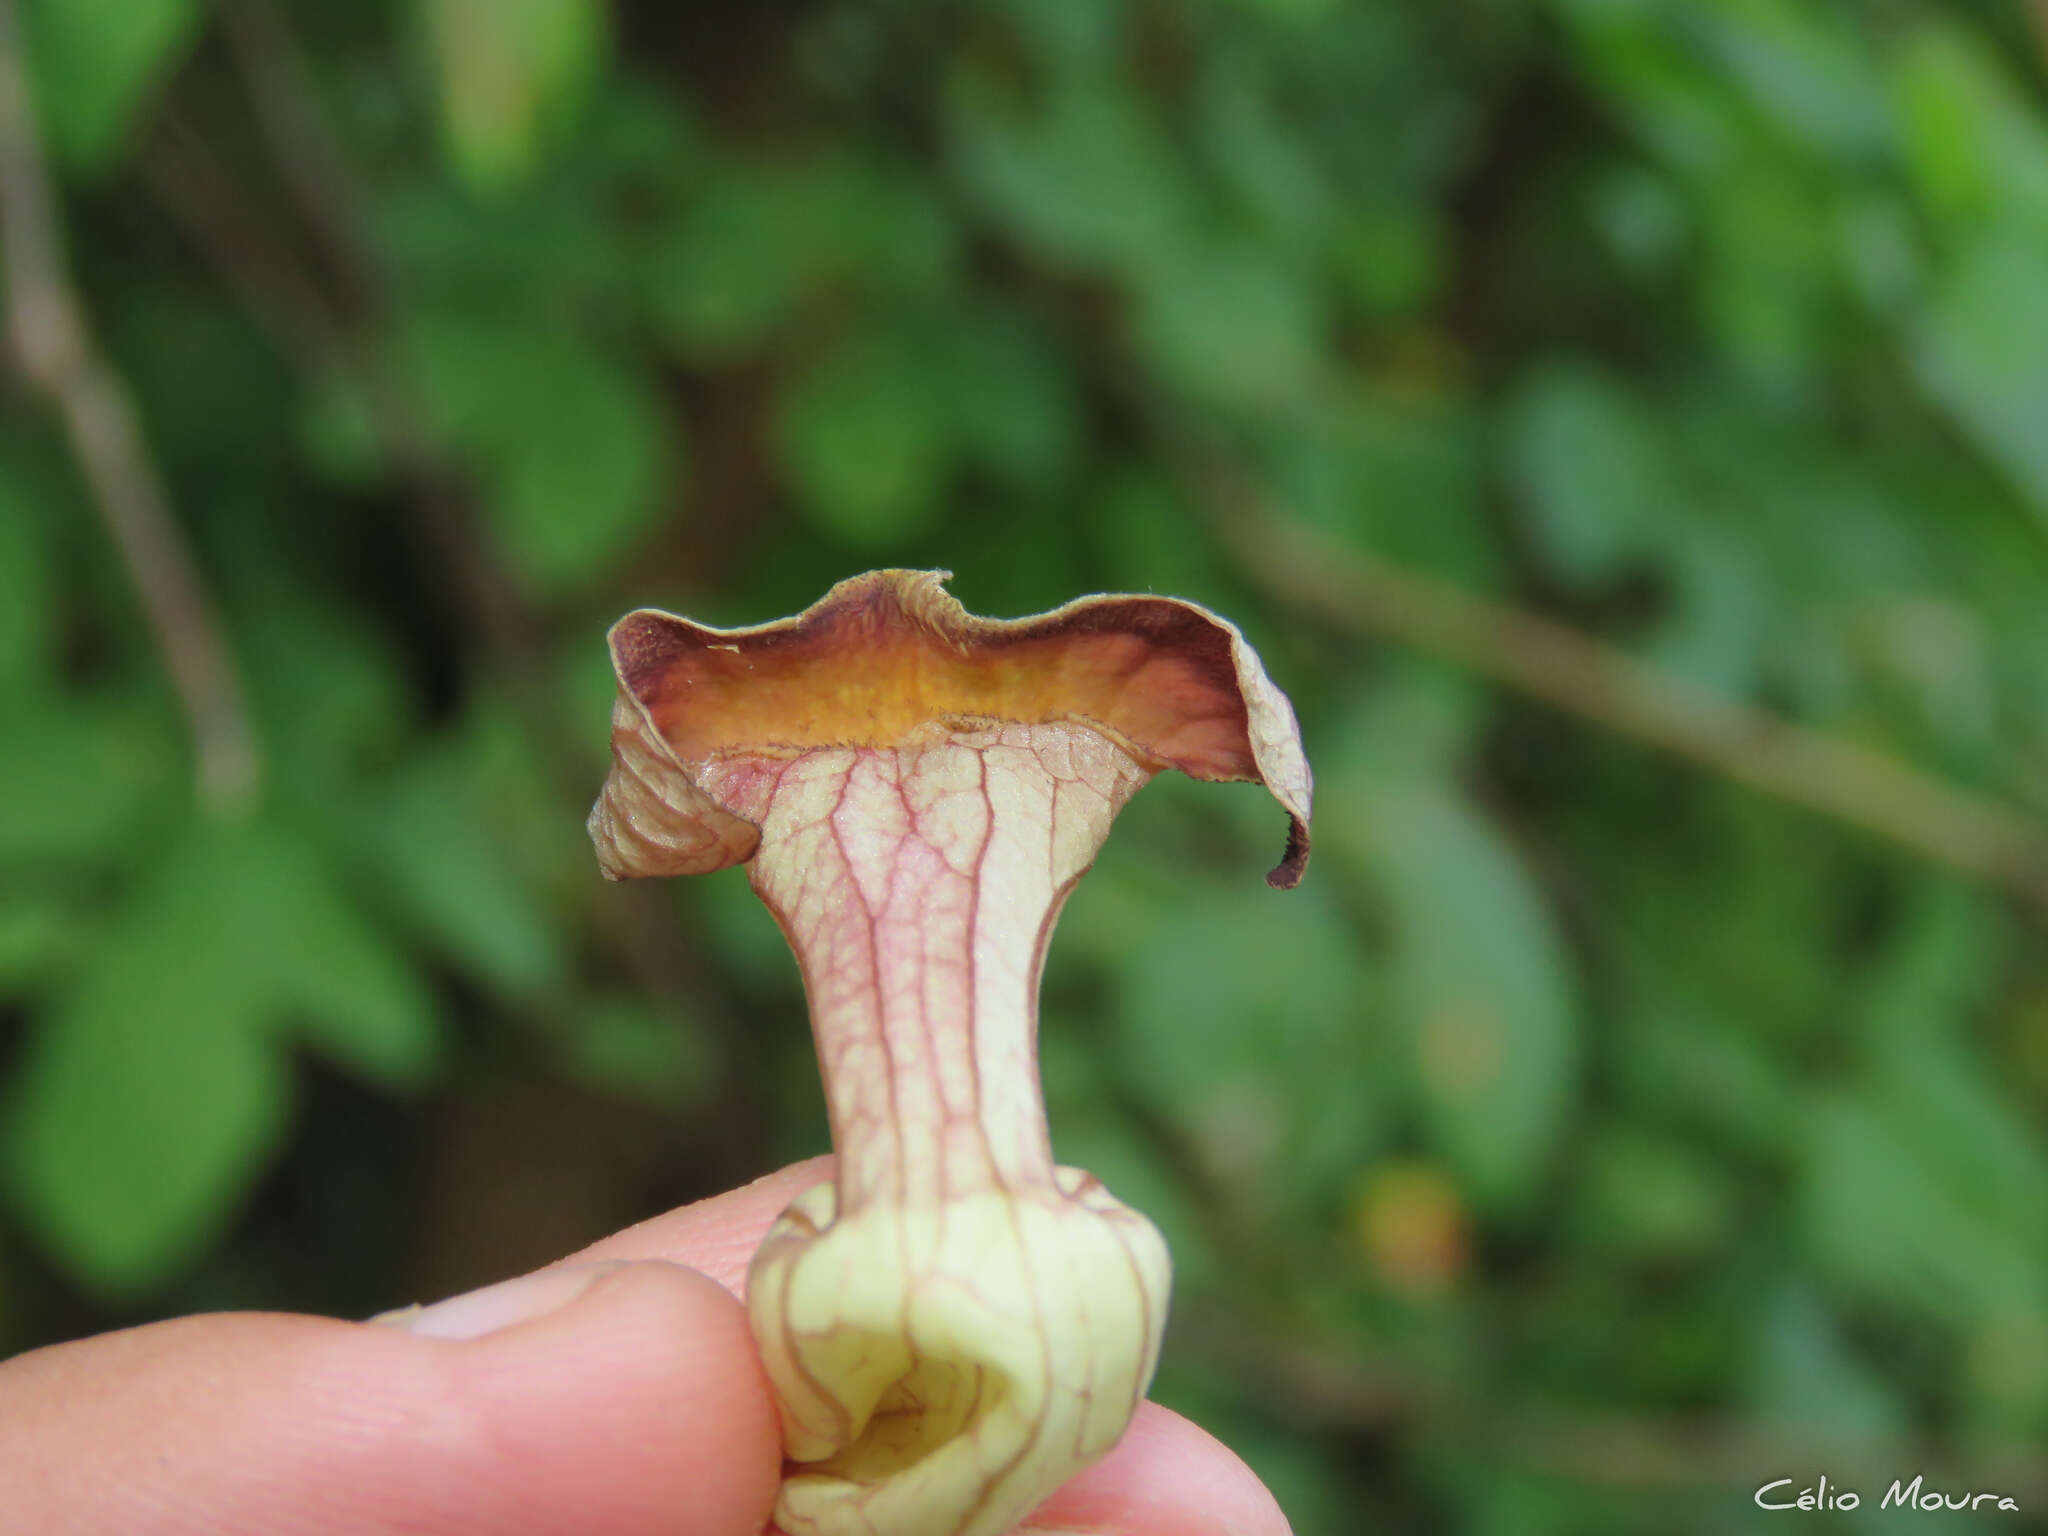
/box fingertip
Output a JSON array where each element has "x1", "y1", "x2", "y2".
[
  {"x1": 565, "y1": 1155, "x2": 837, "y2": 1294},
  {"x1": 447, "y1": 1259, "x2": 783, "y2": 1534},
  {"x1": 1022, "y1": 1401, "x2": 1293, "y2": 1536}
]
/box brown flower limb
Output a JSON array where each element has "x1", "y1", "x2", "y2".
[
  {"x1": 1185, "y1": 444, "x2": 2048, "y2": 922},
  {"x1": 0, "y1": 0, "x2": 259, "y2": 813}
]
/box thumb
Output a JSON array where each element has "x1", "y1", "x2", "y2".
[{"x1": 0, "y1": 1260, "x2": 782, "y2": 1536}]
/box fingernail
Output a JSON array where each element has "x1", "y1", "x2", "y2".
[{"x1": 371, "y1": 1261, "x2": 631, "y2": 1340}]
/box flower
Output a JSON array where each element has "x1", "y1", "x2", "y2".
[{"x1": 591, "y1": 570, "x2": 1311, "y2": 1536}]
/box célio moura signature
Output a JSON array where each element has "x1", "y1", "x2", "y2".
[{"x1": 1755, "y1": 1474, "x2": 2019, "y2": 1514}]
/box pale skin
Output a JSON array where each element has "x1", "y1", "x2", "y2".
[{"x1": 0, "y1": 1155, "x2": 1290, "y2": 1536}]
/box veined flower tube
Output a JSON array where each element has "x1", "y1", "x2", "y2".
[{"x1": 589, "y1": 571, "x2": 1311, "y2": 1536}]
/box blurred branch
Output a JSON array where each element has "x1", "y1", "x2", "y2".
[
  {"x1": 1176, "y1": 1301, "x2": 2048, "y2": 1503},
  {"x1": 207, "y1": 1, "x2": 526, "y2": 668},
  {"x1": 138, "y1": 24, "x2": 545, "y2": 756},
  {"x1": 139, "y1": 6, "x2": 770, "y2": 1185},
  {"x1": 0, "y1": 0, "x2": 259, "y2": 814},
  {"x1": 143, "y1": 113, "x2": 342, "y2": 371},
  {"x1": 139, "y1": 110, "x2": 540, "y2": 686},
  {"x1": 218, "y1": 0, "x2": 383, "y2": 318},
  {"x1": 1185, "y1": 445, "x2": 2048, "y2": 922}
]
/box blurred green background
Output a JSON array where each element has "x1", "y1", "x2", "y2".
[{"x1": 4, "y1": 0, "x2": 2048, "y2": 1529}]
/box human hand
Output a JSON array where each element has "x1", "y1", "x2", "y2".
[{"x1": 0, "y1": 1155, "x2": 1289, "y2": 1536}]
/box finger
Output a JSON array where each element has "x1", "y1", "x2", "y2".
[
  {"x1": 0, "y1": 1261, "x2": 780, "y2": 1536},
  {"x1": 1018, "y1": 1401, "x2": 1293, "y2": 1536},
  {"x1": 563, "y1": 1153, "x2": 835, "y2": 1294}
]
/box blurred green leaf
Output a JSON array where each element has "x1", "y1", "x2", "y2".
[
  {"x1": 381, "y1": 80, "x2": 695, "y2": 311},
  {"x1": 1554, "y1": 2, "x2": 1747, "y2": 172},
  {"x1": 2, "y1": 827, "x2": 285, "y2": 1295},
  {"x1": 0, "y1": 694, "x2": 175, "y2": 867},
  {"x1": 424, "y1": 0, "x2": 609, "y2": 195},
  {"x1": 0, "y1": 893, "x2": 89, "y2": 996},
  {"x1": 948, "y1": 70, "x2": 1191, "y2": 275},
  {"x1": 1197, "y1": 55, "x2": 1335, "y2": 240},
  {"x1": 1745, "y1": 1285, "x2": 1906, "y2": 1441},
  {"x1": 1349, "y1": 782, "x2": 1582, "y2": 1215},
  {"x1": 1134, "y1": 241, "x2": 1322, "y2": 411},
  {"x1": 1332, "y1": 207, "x2": 1448, "y2": 316},
  {"x1": 233, "y1": 828, "x2": 442, "y2": 1092},
  {"x1": 650, "y1": 166, "x2": 825, "y2": 357},
  {"x1": 1570, "y1": 1123, "x2": 1735, "y2": 1264},
  {"x1": 1505, "y1": 359, "x2": 1676, "y2": 586},
  {"x1": 1085, "y1": 465, "x2": 1226, "y2": 600},
  {"x1": 777, "y1": 328, "x2": 953, "y2": 545},
  {"x1": 652, "y1": 156, "x2": 955, "y2": 359},
  {"x1": 1277, "y1": 395, "x2": 1494, "y2": 588},
  {"x1": 1611, "y1": 993, "x2": 1794, "y2": 1160},
  {"x1": 1696, "y1": 162, "x2": 1836, "y2": 387},
  {"x1": 559, "y1": 999, "x2": 704, "y2": 1108},
  {"x1": 1320, "y1": 666, "x2": 1489, "y2": 787},
  {"x1": 942, "y1": 308, "x2": 1080, "y2": 492},
  {"x1": 1112, "y1": 882, "x2": 1384, "y2": 1215},
  {"x1": 357, "y1": 746, "x2": 570, "y2": 1003},
  {"x1": 1642, "y1": 524, "x2": 1770, "y2": 693},
  {"x1": 238, "y1": 598, "x2": 416, "y2": 801},
  {"x1": 0, "y1": 458, "x2": 58, "y2": 696},
  {"x1": 1861, "y1": 879, "x2": 1997, "y2": 1047},
  {"x1": 22, "y1": 0, "x2": 197, "y2": 172},
  {"x1": 1699, "y1": 0, "x2": 1886, "y2": 163},
  {"x1": 1800, "y1": 1082, "x2": 2048, "y2": 1330},
  {"x1": 491, "y1": 360, "x2": 667, "y2": 594},
  {"x1": 402, "y1": 311, "x2": 669, "y2": 593},
  {"x1": 3, "y1": 810, "x2": 445, "y2": 1294},
  {"x1": 1221, "y1": 0, "x2": 1339, "y2": 19},
  {"x1": 1889, "y1": 21, "x2": 2048, "y2": 238},
  {"x1": 1914, "y1": 228, "x2": 2048, "y2": 521},
  {"x1": 687, "y1": 866, "x2": 803, "y2": 991},
  {"x1": 1871, "y1": 1034, "x2": 2048, "y2": 1262},
  {"x1": 296, "y1": 367, "x2": 385, "y2": 487}
]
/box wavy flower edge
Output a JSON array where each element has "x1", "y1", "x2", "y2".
[{"x1": 588, "y1": 568, "x2": 1311, "y2": 888}]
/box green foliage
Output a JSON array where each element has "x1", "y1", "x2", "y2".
[
  {"x1": 1916, "y1": 228, "x2": 2048, "y2": 518},
  {"x1": 1358, "y1": 781, "x2": 1583, "y2": 1217},
  {"x1": 1506, "y1": 360, "x2": 1676, "y2": 586},
  {"x1": 21, "y1": 0, "x2": 198, "y2": 171},
  {"x1": 402, "y1": 311, "x2": 669, "y2": 594},
  {"x1": 1113, "y1": 881, "x2": 1385, "y2": 1220},
  {"x1": 355, "y1": 731, "x2": 572, "y2": 1002},
  {"x1": 424, "y1": 0, "x2": 610, "y2": 195},
  {"x1": 4, "y1": 819, "x2": 436, "y2": 1296},
  {"x1": 6, "y1": 0, "x2": 2048, "y2": 1527},
  {"x1": 779, "y1": 325, "x2": 953, "y2": 544}
]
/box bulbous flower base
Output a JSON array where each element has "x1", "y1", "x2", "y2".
[{"x1": 749, "y1": 1168, "x2": 1172, "y2": 1536}]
